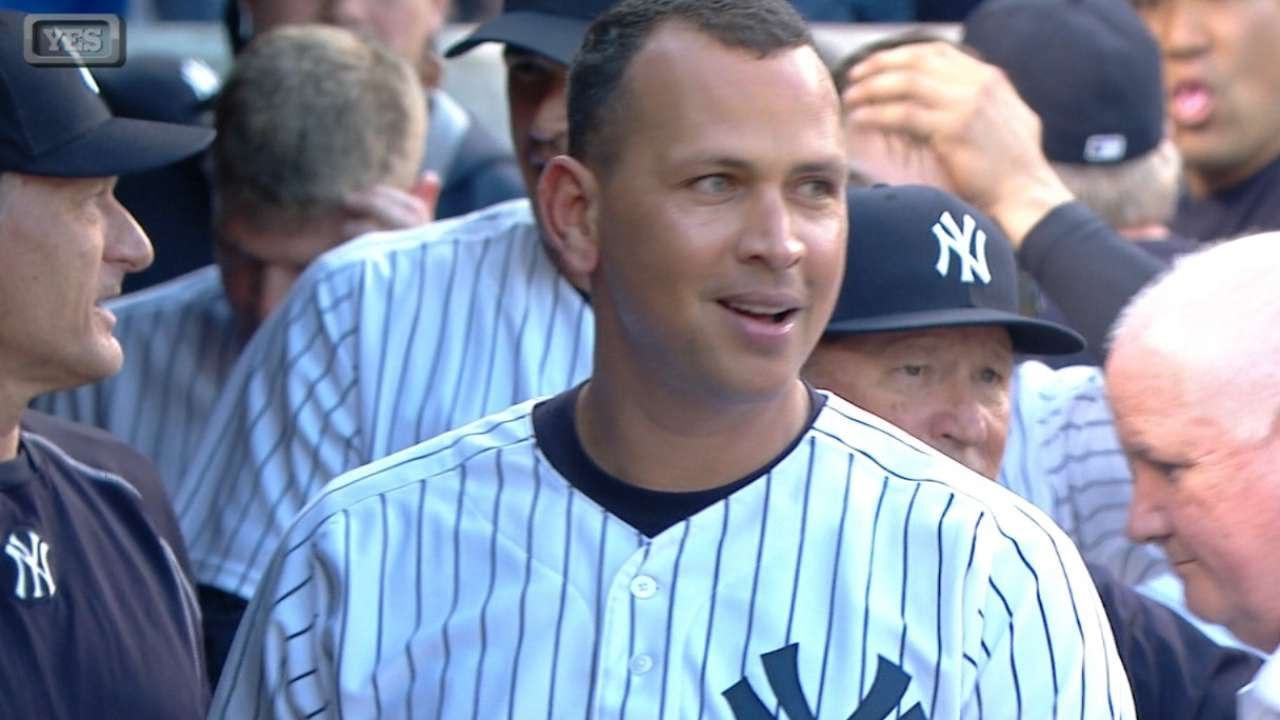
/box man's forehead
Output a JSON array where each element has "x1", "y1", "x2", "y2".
[{"x1": 832, "y1": 326, "x2": 1013, "y2": 355}]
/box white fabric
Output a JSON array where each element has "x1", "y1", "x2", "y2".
[
  {"x1": 210, "y1": 392, "x2": 1135, "y2": 719},
  {"x1": 1239, "y1": 650, "x2": 1280, "y2": 720}
]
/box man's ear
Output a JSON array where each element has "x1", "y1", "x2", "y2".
[
  {"x1": 537, "y1": 155, "x2": 599, "y2": 291},
  {"x1": 410, "y1": 170, "x2": 442, "y2": 224}
]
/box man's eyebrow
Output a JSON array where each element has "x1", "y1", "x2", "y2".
[{"x1": 791, "y1": 159, "x2": 848, "y2": 177}]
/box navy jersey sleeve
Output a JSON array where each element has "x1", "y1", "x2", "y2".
[{"x1": 1018, "y1": 202, "x2": 1165, "y2": 359}]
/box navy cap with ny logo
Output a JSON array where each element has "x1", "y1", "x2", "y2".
[
  {"x1": 0, "y1": 10, "x2": 212, "y2": 178},
  {"x1": 827, "y1": 185, "x2": 1085, "y2": 356}
]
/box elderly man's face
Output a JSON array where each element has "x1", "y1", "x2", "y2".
[
  {"x1": 0, "y1": 174, "x2": 152, "y2": 392},
  {"x1": 805, "y1": 326, "x2": 1014, "y2": 478},
  {"x1": 1110, "y1": 340, "x2": 1280, "y2": 651}
]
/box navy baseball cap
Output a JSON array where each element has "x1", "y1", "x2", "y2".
[
  {"x1": 0, "y1": 11, "x2": 213, "y2": 178},
  {"x1": 445, "y1": 0, "x2": 616, "y2": 65},
  {"x1": 829, "y1": 185, "x2": 1085, "y2": 355},
  {"x1": 963, "y1": 0, "x2": 1163, "y2": 165}
]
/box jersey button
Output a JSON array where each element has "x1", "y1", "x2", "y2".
[
  {"x1": 629, "y1": 575, "x2": 658, "y2": 599},
  {"x1": 629, "y1": 654, "x2": 654, "y2": 675}
]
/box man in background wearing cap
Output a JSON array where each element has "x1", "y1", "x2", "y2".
[
  {"x1": 1134, "y1": 0, "x2": 1280, "y2": 241},
  {"x1": 31, "y1": 24, "x2": 434, "y2": 684},
  {"x1": 0, "y1": 11, "x2": 212, "y2": 717},
  {"x1": 805, "y1": 185, "x2": 1261, "y2": 719},
  {"x1": 963, "y1": 0, "x2": 1196, "y2": 366},
  {"x1": 842, "y1": 4, "x2": 1247, "y2": 638},
  {"x1": 169, "y1": 0, "x2": 607, "y2": 617}
]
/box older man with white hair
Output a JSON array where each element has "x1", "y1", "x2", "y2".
[{"x1": 1108, "y1": 232, "x2": 1280, "y2": 719}]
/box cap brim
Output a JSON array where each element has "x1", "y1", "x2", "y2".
[
  {"x1": 445, "y1": 12, "x2": 590, "y2": 65},
  {"x1": 825, "y1": 307, "x2": 1086, "y2": 355},
  {"x1": 16, "y1": 116, "x2": 213, "y2": 178}
]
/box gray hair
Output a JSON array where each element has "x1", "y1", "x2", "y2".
[
  {"x1": 1051, "y1": 138, "x2": 1182, "y2": 231},
  {"x1": 1110, "y1": 232, "x2": 1280, "y2": 445}
]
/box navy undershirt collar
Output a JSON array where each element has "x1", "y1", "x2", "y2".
[{"x1": 532, "y1": 382, "x2": 826, "y2": 537}]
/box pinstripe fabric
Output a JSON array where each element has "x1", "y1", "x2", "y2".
[
  {"x1": 32, "y1": 265, "x2": 241, "y2": 493},
  {"x1": 173, "y1": 199, "x2": 594, "y2": 599},
  {"x1": 998, "y1": 361, "x2": 1167, "y2": 587},
  {"x1": 210, "y1": 392, "x2": 1135, "y2": 719}
]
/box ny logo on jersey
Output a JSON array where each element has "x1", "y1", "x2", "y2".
[
  {"x1": 722, "y1": 644, "x2": 927, "y2": 720},
  {"x1": 932, "y1": 210, "x2": 991, "y2": 285},
  {"x1": 5, "y1": 529, "x2": 56, "y2": 601}
]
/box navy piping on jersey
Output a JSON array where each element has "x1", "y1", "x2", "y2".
[
  {"x1": 480, "y1": 231, "x2": 518, "y2": 412},
  {"x1": 530, "y1": 382, "x2": 827, "y2": 539},
  {"x1": 444, "y1": 235, "x2": 495, "y2": 430},
  {"x1": 414, "y1": 239, "x2": 462, "y2": 441},
  {"x1": 697, "y1": 496, "x2": 731, "y2": 720},
  {"x1": 814, "y1": 455, "x2": 854, "y2": 718}
]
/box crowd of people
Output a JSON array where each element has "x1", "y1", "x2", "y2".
[{"x1": 1, "y1": 0, "x2": 1279, "y2": 717}]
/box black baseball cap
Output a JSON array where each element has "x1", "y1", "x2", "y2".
[
  {"x1": 0, "y1": 11, "x2": 213, "y2": 178},
  {"x1": 828, "y1": 185, "x2": 1085, "y2": 355},
  {"x1": 963, "y1": 0, "x2": 1163, "y2": 165},
  {"x1": 445, "y1": 0, "x2": 616, "y2": 65}
]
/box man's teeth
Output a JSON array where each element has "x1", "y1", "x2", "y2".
[{"x1": 727, "y1": 302, "x2": 787, "y2": 315}]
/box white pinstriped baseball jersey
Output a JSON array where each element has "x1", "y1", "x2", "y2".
[
  {"x1": 211, "y1": 389, "x2": 1135, "y2": 719},
  {"x1": 175, "y1": 199, "x2": 594, "y2": 599},
  {"x1": 32, "y1": 265, "x2": 242, "y2": 491}
]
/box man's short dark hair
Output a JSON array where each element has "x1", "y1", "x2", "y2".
[{"x1": 567, "y1": 0, "x2": 813, "y2": 171}]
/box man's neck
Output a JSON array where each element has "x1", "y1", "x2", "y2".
[
  {"x1": 0, "y1": 397, "x2": 22, "y2": 462},
  {"x1": 1185, "y1": 151, "x2": 1280, "y2": 199},
  {"x1": 574, "y1": 373, "x2": 812, "y2": 493},
  {"x1": 1118, "y1": 224, "x2": 1169, "y2": 241}
]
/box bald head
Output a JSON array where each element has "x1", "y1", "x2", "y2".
[{"x1": 1109, "y1": 232, "x2": 1280, "y2": 444}]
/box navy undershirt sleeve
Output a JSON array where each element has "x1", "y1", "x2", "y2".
[{"x1": 1018, "y1": 202, "x2": 1164, "y2": 360}]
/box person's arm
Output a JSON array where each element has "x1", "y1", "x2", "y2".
[
  {"x1": 844, "y1": 42, "x2": 1165, "y2": 358},
  {"x1": 1018, "y1": 204, "x2": 1164, "y2": 358},
  {"x1": 1089, "y1": 564, "x2": 1262, "y2": 720}
]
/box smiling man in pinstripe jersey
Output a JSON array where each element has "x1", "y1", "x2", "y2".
[{"x1": 210, "y1": 1, "x2": 1134, "y2": 717}]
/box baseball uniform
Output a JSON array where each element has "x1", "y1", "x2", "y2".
[
  {"x1": 1, "y1": 411, "x2": 208, "y2": 718},
  {"x1": 175, "y1": 198, "x2": 594, "y2": 599},
  {"x1": 210, "y1": 387, "x2": 1134, "y2": 719},
  {"x1": 32, "y1": 265, "x2": 242, "y2": 490}
]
